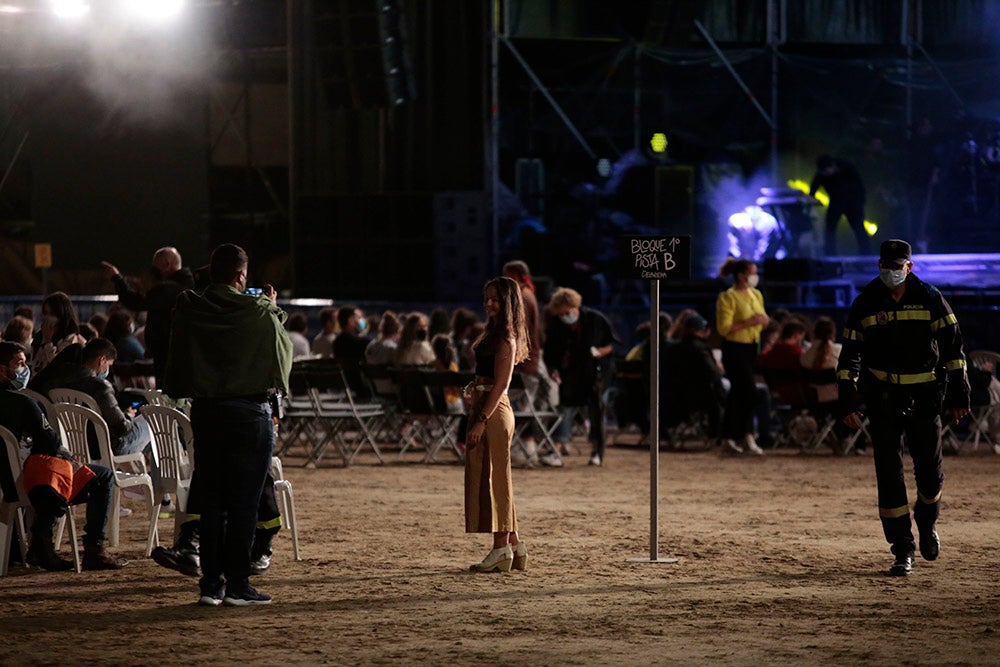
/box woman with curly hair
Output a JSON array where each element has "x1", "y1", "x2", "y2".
[{"x1": 465, "y1": 276, "x2": 529, "y2": 573}]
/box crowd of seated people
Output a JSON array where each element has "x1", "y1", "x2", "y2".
[
  {"x1": 0, "y1": 254, "x2": 892, "y2": 513},
  {"x1": 610, "y1": 306, "x2": 865, "y2": 455}
]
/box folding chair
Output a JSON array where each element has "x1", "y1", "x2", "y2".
[
  {"x1": 140, "y1": 405, "x2": 194, "y2": 542},
  {"x1": 360, "y1": 363, "x2": 406, "y2": 445},
  {"x1": 607, "y1": 358, "x2": 648, "y2": 446},
  {"x1": 276, "y1": 364, "x2": 322, "y2": 459},
  {"x1": 49, "y1": 403, "x2": 159, "y2": 555},
  {"x1": 0, "y1": 426, "x2": 37, "y2": 576},
  {"x1": 942, "y1": 350, "x2": 1000, "y2": 455},
  {"x1": 300, "y1": 363, "x2": 385, "y2": 466},
  {"x1": 508, "y1": 372, "x2": 563, "y2": 463},
  {"x1": 270, "y1": 456, "x2": 301, "y2": 561},
  {"x1": 393, "y1": 368, "x2": 470, "y2": 463}
]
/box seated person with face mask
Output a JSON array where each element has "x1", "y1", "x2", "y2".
[
  {"x1": 0, "y1": 341, "x2": 126, "y2": 570},
  {"x1": 29, "y1": 338, "x2": 153, "y2": 461}
]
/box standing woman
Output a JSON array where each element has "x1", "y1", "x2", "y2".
[
  {"x1": 716, "y1": 258, "x2": 770, "y2": 456},
  {"x1": 466, "y1": 276, "x2": 529, "y2": 573}
]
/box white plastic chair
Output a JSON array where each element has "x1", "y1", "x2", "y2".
[
  {"x1": 140, "y1": 405, "x2": 194, "y2": 542},
  {"x1": 48, "y1": 388, "x2": 100, "y2": 412},
  {"x1": 19, "y1": 388, "x2": 54, "y2": 421},
  {"x1": 270, "y1": 456, "x2": 301, "y2": 561},
  {"x1": 0, "y1": 426, "x2": 37, "y2": 576},
  {"x1": 49, "y1": 403, "x2": 159, "y2": 555}
]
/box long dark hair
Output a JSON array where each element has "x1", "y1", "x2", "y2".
[
  {"x1": 41, "y1": 291, "x2": 80, "y2": 342},
  {"x1": 810, "y1": 316, "x2": 837, "y2": 369},
  {"x1": 473, "y1": 276, "x2": 529, "y2": 365}
]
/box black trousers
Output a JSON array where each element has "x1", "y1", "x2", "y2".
[
  {"x1": 825, "y1": 202, "x2": 870, "y2": 255},
  {"x1": 721, "y1": 340, "x2": 758, "y2": 441},
  {"x1": 864, "y1": 383, "x2": 944, "y2": 556},
  {"x1": 190, "y1": 398, "x2": 274, "y2": 595}
]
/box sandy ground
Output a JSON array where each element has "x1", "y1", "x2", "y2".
[{"x1": 2, "y1": 435, "x2": 1000, "y2": 666}]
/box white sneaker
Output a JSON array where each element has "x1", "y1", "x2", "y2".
[
  {"x1": 118, "y1": 507, "x2": 133, "y2": 517},
  {"x1": 539, "y1": 452, "x2": 564, "y2": 467},
  {"x1": 720, "y1": 439, "x2": 743, "y2": 457},
  {"x1": 744, "y1": 435, "x2": 765, "y2": 456},
  {"x1": 588, "y1": 453, "x2": 602, "y2": 466},
  {"x1": 523, "y1": 437, "x2": 539, "y2": 465}
]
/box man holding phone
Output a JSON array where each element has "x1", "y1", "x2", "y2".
[{"x1": 165, "y1": 243, "x2": 292, "y2": 607}]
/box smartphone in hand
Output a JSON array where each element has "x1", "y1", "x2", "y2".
[{"x1": 246, "y1": 287, "x2": 263, "y2": 296}]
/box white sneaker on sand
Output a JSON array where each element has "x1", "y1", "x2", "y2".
[
  {"x1": 539, "y1": 452, "x2": 563, "y2": 467},
  {"x1": 720, "y1": 439, "x2": 743, "y2": 457},
  {"x1": 744, "y1": 434, "x2": 765, "y2": 456}
]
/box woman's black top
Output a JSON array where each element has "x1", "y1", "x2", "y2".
[{"x1": 474, "y1": 346, "x2": 495, "y2": 379}]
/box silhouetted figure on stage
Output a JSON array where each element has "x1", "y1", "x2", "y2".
[{"x1": 810, "y1": 155, "x2": 870, "y2": 256}]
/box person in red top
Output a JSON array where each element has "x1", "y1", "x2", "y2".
[{"x1": 758, "y1": 319, "x2": 809, "y2": 408}]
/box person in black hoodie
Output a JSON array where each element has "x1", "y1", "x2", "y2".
[{"x1": 100, "y1": 246, "x2": 195, "y2": 386}]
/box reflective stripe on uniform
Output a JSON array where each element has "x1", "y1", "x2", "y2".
[
  {"x1": 879, "y1": 504, "x2": 910, "y2": 519},
  {"x1": 868, "y1": 368, "x2": 937, "y2": 384},
  {"x1": 860, "y1": 310, "x2": 931, "y2": 328},
  {"x1": 930, "y1": 313, "x2": 958, "y2": 333},
  {"x1": 257, "y1": 516, "x2": 283, "y2": 531},
  {"x1": 918, "y1": 489, "x2": 943, "y2": 505},
  {"x1": 837, "y1": 369, "x2": 858, "y2": 381},
  {"x1": 843, "y1": 327, "x2": 864, "y2": 341},
  {"x1": 944, "y1": 358, "x2": 967, "y2": 372}
]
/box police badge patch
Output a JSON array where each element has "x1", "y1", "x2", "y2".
[{"x1": 876, "y1": 311, "x2": 889, "y2": 325}]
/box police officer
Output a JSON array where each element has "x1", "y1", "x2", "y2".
[{"x1": 837, "y1": 239, "x2": 970, "y2": 576}]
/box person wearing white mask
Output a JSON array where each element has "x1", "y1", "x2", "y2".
[
  {"x1": 837, "y1": 238, "x2": 970, "y2": 577},
  {"x1": 716, "y1": 257, "x2": 770, "y2": 456},
  {"x1": 543, "y1": 287, "x2": 619, "y2": 466}
]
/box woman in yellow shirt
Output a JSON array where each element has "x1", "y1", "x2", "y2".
[{"x1": 715, "y1": 257, "x2": 770, "y2": 456}]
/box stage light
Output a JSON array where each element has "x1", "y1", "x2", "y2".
[
  {"x1": 864, "y1": 221, "x2": 878, "y2": 236},
  {"x1": 649, "y1": 133, "x2": 668, "y2": 154},
  {"x1": 51, "y1": 0, "x2": 90, "y2": 19},
  {"x1": 727, "y1": 205, "x2": 779, "y2": 261},
  {"x1": 121, "y1": 0, "x2": 185, "y2": 23}
]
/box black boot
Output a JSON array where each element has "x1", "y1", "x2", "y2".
[
  {"x1": 151, "y1": 522, "x2": 201, "y2": 577},
  {"x1": 26, "y1": 538, "x2": 74, "y2": 572},
  {"x1": 249, "y1": 530, "x2": 274, "y2": 575}
]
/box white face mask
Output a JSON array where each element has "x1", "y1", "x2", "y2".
[
  {"x1": 560, "y1": 311, "x2": 579, "y2": 325},
  {"x1": 747, "y1": 274, "x2": 760, "y2": 288},
  {"x1": 880, "y1": 268, "x2": 907, "y2": 289},
  {"x1": 10, "y1": 365, "x2": 29, "y2": 390}
]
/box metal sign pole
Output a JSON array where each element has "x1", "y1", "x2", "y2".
[
  {"x1": 622, "y1": 235, "x2": 687, "y2": 565},
  {"x1": 629, "y1": 278, "x2": 677, "y2": 564}
]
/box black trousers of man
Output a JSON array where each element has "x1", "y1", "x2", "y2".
[{"x1": 864, "y1": 382, "x2": 944, "y2": 558}]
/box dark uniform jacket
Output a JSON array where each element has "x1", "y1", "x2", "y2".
[{"x1": 836, "y1": 273, "x2": 970, "y2": 415}]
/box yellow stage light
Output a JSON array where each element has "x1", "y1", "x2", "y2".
[{"x1": 649, "y1": 133, "x2": 668, "y2": 154}]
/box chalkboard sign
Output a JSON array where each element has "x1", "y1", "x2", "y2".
[{"x1": 619, "y1": 235, "x2": 691, "y2": 280}]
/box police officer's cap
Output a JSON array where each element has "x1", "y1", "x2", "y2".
[{"x1": 879, "y1": 239, "x2": 911, "y2": 265}]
